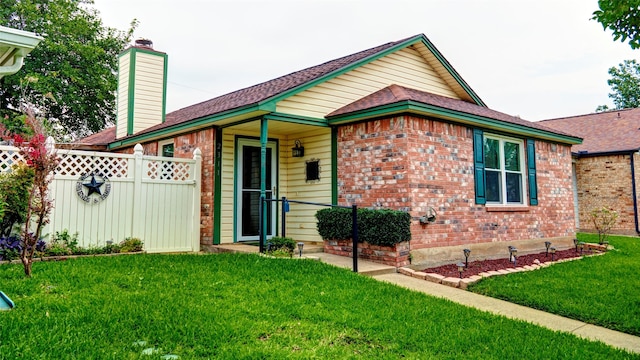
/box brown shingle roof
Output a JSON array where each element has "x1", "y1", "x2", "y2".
[
  {"x1": 82, "y1": 35, "x2": 423, "y2": 145},
  {"x1": 131, "y1": 35, "x2": 424, "y2": 137},
  {"x1": 540, "y1": 108, "x2": 640, "y2": 154},
  {"x1": 328, "y1": 84, "x2": 577, "y2": 139}
]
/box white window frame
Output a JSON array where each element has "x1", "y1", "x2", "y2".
[
  {"x1": 484, "y1": 134, "x2": 527, "y2": 206},
  {"x1": 158, "y1": 139, "x2": 174, "y2": 157}
]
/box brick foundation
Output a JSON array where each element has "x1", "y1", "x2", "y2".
[{"x1": 324, "y1": 239, "x2": 410, "y2": 267}]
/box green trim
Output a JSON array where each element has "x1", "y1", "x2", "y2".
[
  {"x1": 263, "y1": 112, "x2": 328, "y2": 126},
  {"x1": 263, "y1": 34, "x2": 485, "y2": 108},
  {"x1": 327, "y1": 101, "x2": 582, "y2": 145},
  {"x1": 331, "y1": 127, "x2": 338, "y2": 205},
  {"x1": 232, "y1": 136, "x2": 239, "y2": 243},
  {"x1": 213, "y1": 127, "x2": 222, "y2": 245},
  {"x1": 107, "y1": 103, "x2": 275, "y2": 150},
  {"x1": 473, "y1": 129, "x2": 486, "y2": 205},
  {"x1": 526, "y1": 139, "x2": 538, "y2": 206},
  {"x1": 127, "y1": 50, "x2": 136, "y2": 136},
  {"x1": 161, "y1": 53, "x2": 168, "y2": 123}
]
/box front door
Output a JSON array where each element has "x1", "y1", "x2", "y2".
[{"x1": 236, "y1": 138, "x2": 277, "y2": 242}]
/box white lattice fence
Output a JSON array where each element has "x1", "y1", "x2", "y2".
[{"x1": 0, "y1": 143, "x2": 202, "y2": 253}]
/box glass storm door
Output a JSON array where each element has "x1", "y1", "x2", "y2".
[{"x1": 236, "y1": 138, "x2": 277, "y2": 242}]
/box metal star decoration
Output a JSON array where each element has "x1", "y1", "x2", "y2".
[{"x1": 82, "y1": 174, "x2": 104, "y2": 196}]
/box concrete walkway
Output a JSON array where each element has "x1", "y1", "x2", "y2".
[{"x1": 311, "y1": 252, "x2": 640, "y2": 355}]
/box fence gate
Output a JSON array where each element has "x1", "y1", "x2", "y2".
[{"x1": 0, "y1": 142, "x2": 202, "y2": 253}]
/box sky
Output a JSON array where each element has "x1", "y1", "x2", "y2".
[{"x1": 92, "y1": 0, "x2": 638, "y2": 121}]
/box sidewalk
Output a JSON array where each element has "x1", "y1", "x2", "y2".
[{"x1": 313, "y1": 252, "x2": 640, "y2": 355}]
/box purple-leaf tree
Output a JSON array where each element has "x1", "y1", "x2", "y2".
[{"x1": 15, "y1": 113, "x2": 58, "y2": 277}]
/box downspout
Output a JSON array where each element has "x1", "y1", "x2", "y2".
[{"x1": 630, "y1": 151, "x2": 640, "y2": 234}]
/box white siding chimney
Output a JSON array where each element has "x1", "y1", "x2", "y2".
[{"x1": 116, "y1": 39, "x2": 168, "y2": 139}]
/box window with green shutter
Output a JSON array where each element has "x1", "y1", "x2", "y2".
[{"x1": 473, "y1": 130, "x2": 537, "y2": 206}]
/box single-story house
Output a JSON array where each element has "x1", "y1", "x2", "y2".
[
  {"x1": 0, "y1": 25, "x2": 42, "y2": 79},
  {"x1": 80, "y1": 34, "x2": 582, "y2": 266},
  {"x1": 542, "y1": 108, "x2": 640, "y2": 236}
]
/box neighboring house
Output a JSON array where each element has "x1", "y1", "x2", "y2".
[
  {"x1": 80, "y1": 34, "x2": 581, "y2": 266},
  {"x1": 0, "y1": 25, "x2": 42, "y2": 79},
  {"x1": 542, "y1": 108, "x2": 640, "y2": 236}
]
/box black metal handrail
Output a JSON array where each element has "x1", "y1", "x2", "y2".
[{"x1": 259, "y1": 196, "x2": 359, "y2": 272}]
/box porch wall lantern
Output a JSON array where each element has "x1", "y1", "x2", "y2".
[{"x1": 292, "y1": 140, "x2": 304, "y2": 158}]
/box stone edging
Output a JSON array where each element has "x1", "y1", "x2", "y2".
[{"x1": 399, "y1": 252, "x2": 606, "y2": 290}]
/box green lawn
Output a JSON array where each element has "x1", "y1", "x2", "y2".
[
  {"x1": 470, "y1": 233, "x2": 640, "y2": 336},
  {"x1": 0, "y1": 253, "x2": 637, "y2": 359}
]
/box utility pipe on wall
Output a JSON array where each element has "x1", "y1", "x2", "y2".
[{"x1": 630, "y1": 151, "x2": 640, "y2": 235}]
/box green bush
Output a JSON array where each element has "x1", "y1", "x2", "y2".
[
  {"x1": 46, "y1": 229, "x2": 80, "y2": 256},
  {"x1": 316, "y1": 207, "x2": 411, "y2": 247},
  {"x1": 120, "y1": 237, "x2": 143, "y2": 253},
  {"x1": 0, "y1": 163, "x2": 34, "y2": 237},
  {"x1": 267, "y1": 236, "x2": 296, "y2": 257}
]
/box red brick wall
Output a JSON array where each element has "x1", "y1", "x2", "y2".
[
  {"x1": 575, "y1": 154, "x2": 639, "y2": 234},
  {"x1": 116, "y1": 128, "x2": 217, "y2": 246},
  {"x1": 337, "y1": 115, "x2": 576, "y2": 250}
]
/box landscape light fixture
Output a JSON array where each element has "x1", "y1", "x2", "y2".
[
  {"x1": 573, "y1": 238, "x2": 579, "y2": 252},
  {"x1": 545, "y1": 241, "x2": 551, "y2": 257},
  {"x1": 509, "y1": 247, "x2": 518, "y2": 267},
  {"x1": 463, "y1": 248, "x2": 471, "y2": 268},
  {"x1": 457, "y1": 262, "x2": 465, "y2": 279},
  {"x1": 550, "y1": 246, "x2": 556, "y2": 261},
  {"x1": 292, "y1": 140, "x2": 304, "y2": 158},
  {"x1": 578, "y1": 241, "x2": 585, "y2": 256},
  {"x1": 508, "y1": 246, "x2": 515, "y2": 262},
  {"x1": 297, "y1": 242, "x2": 304, "y2": 257}
]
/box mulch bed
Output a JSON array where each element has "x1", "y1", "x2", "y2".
[{"x1": 418, "y1": 248, "x2": 598, "y2": 278}]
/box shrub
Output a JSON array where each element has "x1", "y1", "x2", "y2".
[
  {"x1": 0, "y1": 235, "x2": 46, "y2": 261},
  {"x1": 267, "y1": 236, "x2": 296, "y2": 257},
  {"x1": 120, "y1": 237, "x2": 143, "y2": 253},
  {"x1": 0, "y1": 163, "x2": 35, "y2": 237},
  {"x1": 47, "y1": 229, "x2": 80, "y2": 255},
  {"x1": 316, "y1": 207, "x2": 411, "y2": 246},
  {"x1": 590, "y1": 207, "x2": 619, "y2": 245}
]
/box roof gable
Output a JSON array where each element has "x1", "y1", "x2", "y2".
[
  {"x1": 541, "y1": 108, "x2": 640, "y2": 154},
  {"x1": 83, "y1": 34, "x2": 489, "y2": 146},
  {"x1": 126, "y1": 34, "x2": 485, "y2": 137}
]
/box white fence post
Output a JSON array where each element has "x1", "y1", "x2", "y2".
[
  {"x1": 192, "y1": 148, "x2": 202, "y2": 252},
  {"x1": 131, "y1": 144, "x2": 144, "y2": 240}
]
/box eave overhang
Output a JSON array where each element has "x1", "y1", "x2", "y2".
[{"x1": 327, "y1": 100, "x2": 583, "y2": 145}]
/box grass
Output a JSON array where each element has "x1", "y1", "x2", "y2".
[
  {"x1": 469, "y1": 233, "x2": 640, "y2": 336},
  {"x1": 0, "y1": 253, "x2": 637, "y2": 359}
]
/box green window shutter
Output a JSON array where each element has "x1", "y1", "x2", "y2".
[
  {"x1": 526, "y1": 139, "x2": 538, "y2": 206},
  {"x1": 473, "y1": 129, "x2": 486, "y2": 205}
]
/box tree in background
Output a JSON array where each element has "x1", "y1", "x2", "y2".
[
  {"x1": 596, "y1": 59, "x2": 640, "y2": 112},
  {"x1": 592, "y1": 0, "x2": 640, "y2": 49},
  {"x1": 0, "y1": 0, "x2": 136, "y2": 140}
]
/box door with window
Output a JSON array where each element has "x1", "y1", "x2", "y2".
[{"x1": 236, "y1": 138, "x2": 277, "y2": 242}]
